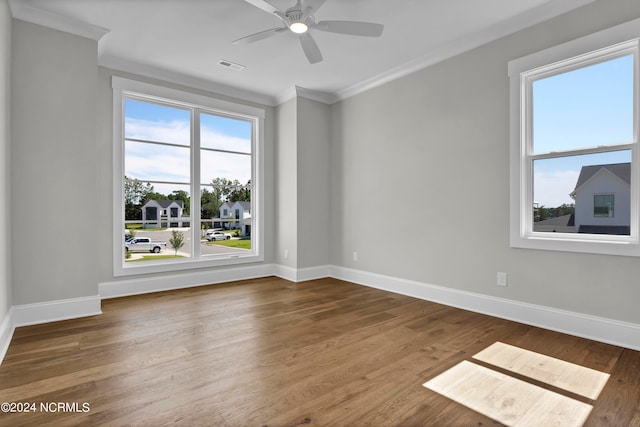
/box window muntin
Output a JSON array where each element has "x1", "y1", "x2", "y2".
[
  {"x1": 113, "y1": 77, "x2": 264, "y2": 275},
  {"x1": 509, "y1": 21, "x2": 640, "y2": 256}
]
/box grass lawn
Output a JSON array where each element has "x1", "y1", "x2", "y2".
[
  {"x1": 126, "y1": 254, "x2": 185, "y2": 262},
  {"x1": 125, "y1": 224, "x2": 166, "y2": 231},
  {"x1": 209, "y1": 238, "x2": 251, "y2": 250}
]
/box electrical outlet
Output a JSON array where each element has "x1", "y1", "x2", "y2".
[
  {"x1": 353, "y1": 251, "x2": 358, "y2": 262},
  {"x1": 284, "y1": 249, "x2": 289, "y2": 259},
  {"x1": 497, "y1": 272, "x2": 507, "y2": 287}
]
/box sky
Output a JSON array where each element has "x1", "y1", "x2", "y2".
[
  {"x1": 532, "y1": 54, "x2": 634, "y2": 207},
  {"x1": 124, "y1": 98, "x2": 252, "y2": 197}
]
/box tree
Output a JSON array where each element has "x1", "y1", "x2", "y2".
[
  {"x1": 168, "y1": 229, "x2": 185, "y2": 256},
  {"x1": 201, "y1": 187, "x2": 218, "y2": 220},
  {"x1": 535, "y1": 203, "x2": 575, "y2": 222},
  {"x1": 142, "y1": 191, "x2": 168, "y2": 205},
  {"x1": 203, "y1": 178, "x2": 233, "y2": 219},
  {"x1": 228, "y1": 179, "x2": 251, "y2": 202},
  {"x1": 199, "y1": 178, "x2": 252, "y2": 220},
  {"x1": 168, "y1": 190, "x2": 190, "y2": 215},
  {"x1": 124, "y1": 176, "x2": 153, "y2": 220}
]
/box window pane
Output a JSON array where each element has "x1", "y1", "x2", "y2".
[
  {"x1": 199, "y1": 185, "x2": 252, "y2": 256},
  {"x1": 532, "y1": 55, "x2": 633, "y2": 153},
  {"x1": 533, "y1": 150, "x2": 631, "y2": 235},
  {"x1": 125, "y1": 99, "x2": 191, "y2": 146},
  {"x1": 125, "y1": 184, "x2": 192, "y2": 262},
  {"x1": 201, "y1": 112, "x2": 252, "y2": 153},
  {"x1": 200, "y1": 150, "x2": 251, "y2": 184},
  {"x1": 125, "y1": 141, "x2": 190, "y2": 183}
]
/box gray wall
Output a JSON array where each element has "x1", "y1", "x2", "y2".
[
  {"x1": 0, "y1": 0, "x2": 11, "y2": 322},
  {"x1": 10, "y1": 20, "x2": 98, "y2": 304},
  {"x1": 5, "y1": 0, "x2": 640, "y2": 330},
  {"x1": 330, "y1": 0, "x2": 640, "y2": 324},
  {"x1": 296, "y1": 97, "x2": 330, "y2": 269},
  {"x1": 275, "y1": 98, "x2": 297, "y2": 268},
  {"x1": 274, "y1": 95, "x2": 331, "y2": 270}
]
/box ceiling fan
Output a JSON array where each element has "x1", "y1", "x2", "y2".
[{"x1": 233, "y1": 0, "x2": 384, "y2": 64}]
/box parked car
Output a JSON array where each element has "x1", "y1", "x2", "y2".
[
  {"x1": 125, "y1": 237, "x2": 166, "y2": 253},
  {"x1": 205, "y1": 230, "x2": 232, "y2": 241}
]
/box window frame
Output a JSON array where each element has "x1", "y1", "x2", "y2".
[
  {"x1": 509, "y1": 18, "x2": 640, "y2": 256},
  {"x1": 112, "y1": 77, "x2": 265, "y2": 276}
]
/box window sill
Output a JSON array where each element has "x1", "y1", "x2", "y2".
[
  {"x1": 510, "y1": 232, "x2": 640, "y2": 257},
  {"x1": 114, "y1": 253, "x2": 265, "y2": 277}
]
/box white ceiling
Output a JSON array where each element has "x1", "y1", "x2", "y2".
[{"x1": 9, "y1": 0, "x2": 595, "y2": 105}]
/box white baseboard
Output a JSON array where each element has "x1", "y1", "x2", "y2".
[
  {"x1": 12, "y1": 295, "x2": 102, "y2": 328},
  {"x1": 330, "y1": 265, "x2": 640, "y2": 352},
  {"x1": 99, "y1": 263, "x2": 277, "y2": 299},
  {"x1": 3, "y1": 263, "x2": 637, "y2": 369},
  {"x1": 0, "y1": 308, "x2": 14, "y2": 365},
  {"x1": 273, "y1": 264, "x2": 330, "y2": 282}
]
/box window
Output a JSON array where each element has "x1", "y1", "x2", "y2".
[
  {"x1": 594, "y1": 194, "x2": 615, "y2": 218},
  {"x1": 113, "y1": 77, "x2": 264, "y2": 275},
  {"x1": 509, "y1": 18, "x2": 640, "y2": 256}
]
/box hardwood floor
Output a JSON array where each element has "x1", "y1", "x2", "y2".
[{"x1": 0, "y1": 277, "x2": 638, "y2": 426}]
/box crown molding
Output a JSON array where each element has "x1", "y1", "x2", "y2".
[
  {"x1": 100, "y1": 55, "x2": 278, "y2": 107},
  {"x1": 8, "y1": 0, "x2": 597, "y2": 106},
  {"x1": 335, "y1": 0, "x2": 597, "y2": 103},
  {"x1": 275, "y1": 86, "x2": 337, "y2": 106},
  {"x1": 8, "y1": 0, "x2": 109, "y2": 41},
  {"x1": 274, "y1": 86, "x2": 298, "y2": 106},
  {"x1": 295, "y1": 86, "x2": 338, "y2": 104}
]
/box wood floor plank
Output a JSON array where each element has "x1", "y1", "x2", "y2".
[{"x1": 0, "y1": 276, "x2": 638, "y2": 426}]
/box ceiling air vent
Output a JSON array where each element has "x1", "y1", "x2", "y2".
[{"x1": 218, "y1": 59, "x2": 245, "y2": 71}]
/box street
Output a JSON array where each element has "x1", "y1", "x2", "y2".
[{"x1": 128, "y1": 228, "x2": 248, "y2": 257}]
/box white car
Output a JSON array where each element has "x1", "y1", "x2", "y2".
[
  {"x1": 205, "y1": 230, "x2": 232, "y2": 241},
  {"x1": 125, "y1": 237, "x2": 166, "y2": 253}
]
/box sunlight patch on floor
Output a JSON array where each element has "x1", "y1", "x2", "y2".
[
  {"x1": 473, "y1": 342, "x2": 610, "y2": 400},
  {"x1": 423, "y1": 342, "x2": 611, "y2": 427}
]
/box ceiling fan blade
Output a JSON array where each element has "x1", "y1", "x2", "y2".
[
  {"x1": 299, "y1": 33, "x2": 323, "y2": 64},
  {"x1": 232, "y1": 27, "x2": 287, "y2": 46},
  {"x1": 314, "y1": 20, "x2": 384, "y2": 37},
  {"x1": 302, "y1": 0, "x2": 327, "y2": 18},
  {"x1": 242, "y1": 0, "x2": 283, "y2": 16}
]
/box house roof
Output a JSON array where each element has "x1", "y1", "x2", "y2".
[
  {"x1": 145, "y1": 199, "x2": 184, "y2": 208},
  {"x1": 535, "y1": 213, "x2": 575, "y2": 227},
  {"x1": 234, "y1": 201, "x2": 251, "y2": 210},
  {"x1": 573, "y1": 163, "x2": 630, "y2": 190},
  {"x1": 578, "y1": 225, "x2": 630, "y2": 235}
]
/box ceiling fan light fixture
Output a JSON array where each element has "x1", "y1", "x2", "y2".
[{"x1": 289, "y1": 21, "x2": 308, "y2": 34}]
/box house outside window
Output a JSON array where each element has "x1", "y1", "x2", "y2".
[
  {"x1": 113, "y1": 77, "x2": 264, "y2": 276},
  {"x1": 594, "y1": 194, "x2": 615, "y2": 218},
  {"x1": 509, "y1": 18, "x2": 640, "y2": 256}
]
